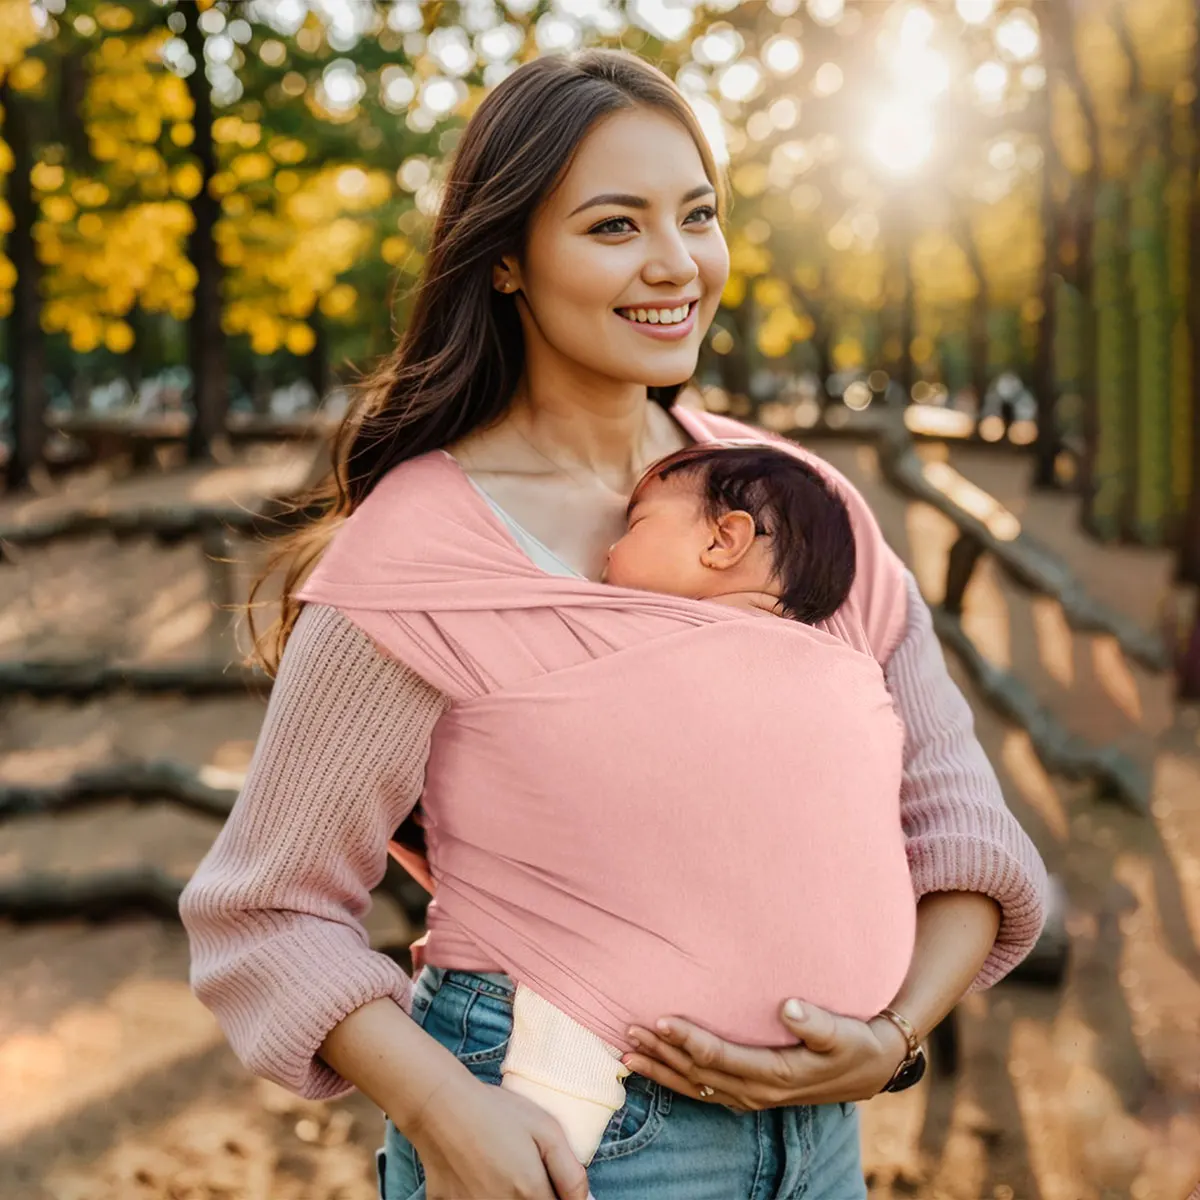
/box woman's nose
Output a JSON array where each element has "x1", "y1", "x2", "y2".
[{"x1": 642, "y1": 230, "x2": 699, "y2": 288}]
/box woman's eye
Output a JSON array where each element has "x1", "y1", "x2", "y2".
[
  {"x1": 589, "y1": 215, "x2": 636, "y2": 235},
  {"x1": 684, "y1": 204, "x2": 718, "y2": 226}
]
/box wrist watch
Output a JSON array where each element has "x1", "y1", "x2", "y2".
[{"x1": 875, "y1": 1007, "x2": 927, "y2": 1093}]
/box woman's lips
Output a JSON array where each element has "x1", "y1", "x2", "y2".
[{"x1": 615, "y1": 301, "x2": 699, "y2": 342}]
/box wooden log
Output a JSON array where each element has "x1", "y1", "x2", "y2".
[
  {"x1": 0, "y1": 659, "x2": 269, "y2": 699},
  {"x1": 872, "y1": 415, "x2": 1171, "y2": 672},
  {"x1": 0, "y1": 866, "x2": 185, "y2": 922},
  {"x1": 0, "y1": 496, "x2": 323, "y2": 553},
  {"x1": 931, "y1": 608, "x2": 1149, "y2": 813},
  {"x1": 0, "y1": 760, "x2": 238, "y2": 821},
  {"x1": 942, "y1": 533, "x2": 987, "y2": 616}
]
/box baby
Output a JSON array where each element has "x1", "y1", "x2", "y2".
[{"x1": 500, "y1": 440, "x2": 860, "y2": 1163}]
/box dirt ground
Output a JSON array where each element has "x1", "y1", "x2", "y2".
[{"x1": 1, "y1": 439, "x2": 1198, "y2": 1200}]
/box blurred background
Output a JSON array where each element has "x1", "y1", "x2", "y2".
[{"x1": 0, "y1": 1, "x2": 1198, "y2": 1198}]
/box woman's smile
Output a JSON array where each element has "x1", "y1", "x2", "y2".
[{"x1": 615, "y1": 299, "x2": 699, "y2": 341}]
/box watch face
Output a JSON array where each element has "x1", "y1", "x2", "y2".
[{"x1": 885, "y1": 1048, "x2": 927, "y2": 1093}]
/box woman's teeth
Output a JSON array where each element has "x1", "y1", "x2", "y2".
[{"x1": 619, "y1": 304, "x2": 691, "y2": 325}]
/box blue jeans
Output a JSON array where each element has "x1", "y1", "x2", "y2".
[{"x1": 376, "y1": 967, "x2": 867, "y2": 1200}]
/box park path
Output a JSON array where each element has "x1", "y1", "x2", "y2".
[{"x1": 0, "y1": 437, "x2": 1198, "y2": 1200}]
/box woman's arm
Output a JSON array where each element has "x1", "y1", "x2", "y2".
[
  {"x1": 887, "y1": 569, "x2": 1048, "y2": 989},
  {"x1": 179, "y1": 603, "x2": 449, "y2": 1099},
  {"x1": 182, "y1": 605, "x2": 590, "y2": 1199}
]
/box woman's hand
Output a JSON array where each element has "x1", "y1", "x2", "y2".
[
  {"x1": 406, "y1": 1073, "x2": 591, "y2": 1200},
  {"x1": 621, "y1": 999, "x2": 909, "y2": 1112}
]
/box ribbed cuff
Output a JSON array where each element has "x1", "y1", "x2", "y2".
[
  {"x1": 195, "y1": 921, "x2": 414, "y2": 1101},
  {"x1": 907, "y1": 832, "x2": 1048, "y2": 991},
  {"x1": 501, "y1": 984, "x2": 628, "y2": 1110}
]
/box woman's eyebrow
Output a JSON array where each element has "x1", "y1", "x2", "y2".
[{"x1": 569, "y1": 183, "x2": 716, "y2": 218}]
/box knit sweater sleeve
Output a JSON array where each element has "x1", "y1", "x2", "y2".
[
  {"x1": 886, "y1": 570, "x2": 1049, "y2": 991},
  {"x1": 179, "y1": 602, "x2": 450, "y2": 1100}
]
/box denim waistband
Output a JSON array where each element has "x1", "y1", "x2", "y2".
[{"x1": 418, "y1": 965, "x2": 514, "y2": 1000}]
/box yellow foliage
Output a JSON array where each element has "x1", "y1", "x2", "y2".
[
  {"x1": 731, "y1": 161, "x2": 768, "y2": 199},
  {"x1": 251, "y1": 318, "x2": 282, "y2": 355},
  {"x1": 268, "y1": 137, "x2": 307, "y2": 165},
  {"x1": 911, "y1": 335, "x2": 935, "y2": 365},
  {"x1": 96, "y1": 3, "x2": 135, "y2": 32},
  {"x1": 104, "y1": 320, "x2": 135, "y2": 353},
  {"x1": 132, "y1": 147, "x2": 161, "y2": 176},
  {"x1": 320, "y1": 283, "x2": 357, "y2": 318},
  {"x1": 170, "y1": 122, "x2": 195, "y2": 147},
  {"x1": 72, "y1": 179, "x2": 111, "y2": 207},
  {"x1": 31, "y1": 162, "x2": 65, "y2": 192},
  {"x1": 171, "y1": 162, "x2": 203, "y2": 199},
  {"x1": 10, "y1": 55, "x2": 46, "y2": 92},
  {"x1": 0, "y1": 0, "x2": 40, "y2": 74},
  {"x1": 721, "y1": 272, "x2": 747, "y2": 308},
  {"x1": 0, "y1": 139, "x2": 12, "y2": 173},
  {"x1": 0, "y1": 255, "x2": 14, "y2": 289},
  {"x1": 729, "y1": 236, "x2": 771, "y2": 277},
  {"x1": 0, "y1": 200, "x2": 11, "y2": 234},
  {"x1": 832, "y1": 337, "x2": 864, "y2": 370},
  {"x1": 0, "y1": 292, "x2": 11, "y2": 319},
  {"x1": 285, "y1": 322, "x2": 317, "y2": 356},
  {"x1": 752, "y1": 277, "x2": 789, "y2": 309},
  {"x1": 42, "y1": 196, "x2": 77, "y2": 224},
  {"x1": 69, "y1": 314, "x2": 104, "y2": 353},
  {"x1": 78, "y1": 213, "x2": 104, "y2": 239},
  {"x1": 99, "y1": 35, "x2": 127, "y2": 63},
  {"x1": 381, "y1": 236, "x2": 412, "y2": 266}
]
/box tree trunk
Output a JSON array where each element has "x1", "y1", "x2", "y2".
[
  {"x1": 1032, "y1": 85, "x2": 1062, "y2": 487},
  {"x1": 955, "y1": 216, "x2": 990, "y2": 411},
  {"x1": 1179, "y1": 41, "x2": 1200, "y2": 585},
  {"x1": 2, "y1": 81, "x2": 46, "y2": 492},
  {"x1": 305, "y1": 311, "x2": 330, "y2": 404},
  {"x1": 897, "y1": 244, "x2": 915, "y2": 398},
  {"x1": 181, "y1": 2, "x2": 227, "y2": 460}
]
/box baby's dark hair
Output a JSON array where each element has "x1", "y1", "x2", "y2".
[{"x1": 630, "y1": 441, "x2": 857, "y2": 625}]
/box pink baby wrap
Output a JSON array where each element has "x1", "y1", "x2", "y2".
[{"x1": 298, "y1": 410, "x2": 917, "y2": 1051}]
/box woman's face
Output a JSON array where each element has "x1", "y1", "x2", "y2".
[{"x1": 507, "y1": 106, "x2": 730, "y2": 390}]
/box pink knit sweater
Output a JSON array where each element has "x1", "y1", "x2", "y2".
[{"x1": 180, "y1": 416, "x2": 1049, "y2": 1100}]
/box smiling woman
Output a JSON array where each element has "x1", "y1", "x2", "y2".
[{"x1": 181, "y1": 47, "x2": 1047, "y2": 1200}]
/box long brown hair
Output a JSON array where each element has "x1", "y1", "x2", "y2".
[{"x1": 249, "y1": 49, "x2": 725, "y2": 672}]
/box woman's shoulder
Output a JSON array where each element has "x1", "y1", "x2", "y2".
[{"x1": 296, "y1": 451, "x2": 492, "y2": 609}]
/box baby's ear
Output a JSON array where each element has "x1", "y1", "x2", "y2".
[{"x1": 703, "y1": 510, "x2": 758, "y2": 569}]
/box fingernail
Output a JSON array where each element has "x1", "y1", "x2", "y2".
[
  {"x1": 784, "y1": 999, "x2": 805, "y2": 1021},
  {"x1": 626, "y1": 1028, "x2": 641, "y2": 1046},
  {"x1": 656, "y1": 1019, "x2": 673, "y2": 1035},
  {"x1": 620, "y1": 1055, "x2": 635, "y2": 1068}
]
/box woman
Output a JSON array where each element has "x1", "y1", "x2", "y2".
[{"x1": 181, "y1": 50, "x2": 1047, "y2": 1200}]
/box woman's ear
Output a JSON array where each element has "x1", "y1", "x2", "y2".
[
  {"x1": 701, "y1": 511, "x2": 758, "y2": 570},
  {"x1": 492, "y1": 255, "x2": 523, "y2": 294}
]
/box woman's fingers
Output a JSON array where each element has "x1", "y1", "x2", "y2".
[
  {"x1": 621, "y1": 1052, "x2": 748, "y2": 1110},
  {"x1": 779, "y1": 999, "x2": 841, "y2": 1053},
  {"x1": 643, "y1": 1019, "x2": 799, "y2": 1087},
  {"x1": 535, "y1": 1127, "x2": 591, "y2": 1200}
]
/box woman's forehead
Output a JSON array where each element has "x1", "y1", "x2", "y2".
[{"x1": 553, "y1": 109, "x2": 710, "y2": 207}]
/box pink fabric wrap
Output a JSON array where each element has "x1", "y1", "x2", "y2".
[{"x1": 297, "y1": 411, "x2": 917, "y2": 1050}]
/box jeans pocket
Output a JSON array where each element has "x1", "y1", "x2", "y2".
[
  {"x1": 418, "y1": 978, "x2": 513, "y2": 1085},
  {"x1": 589, "y1": 1075, "x2": 670, "y2": 1162},
  {"x1": 376, "y1": 1132, "x2": 426, "y2": 1200}
]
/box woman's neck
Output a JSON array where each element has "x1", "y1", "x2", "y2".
[{"x1": 506, "y1": 372, "x2": 678, "y2": 495}]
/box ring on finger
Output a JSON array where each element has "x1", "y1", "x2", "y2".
[{"x1": 698, "y1": 1084, "x2": 715, "y2": 1098}]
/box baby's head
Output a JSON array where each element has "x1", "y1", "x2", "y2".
[{"x1": 604, "y1": 442, "x2": 856, "y2": 625}]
